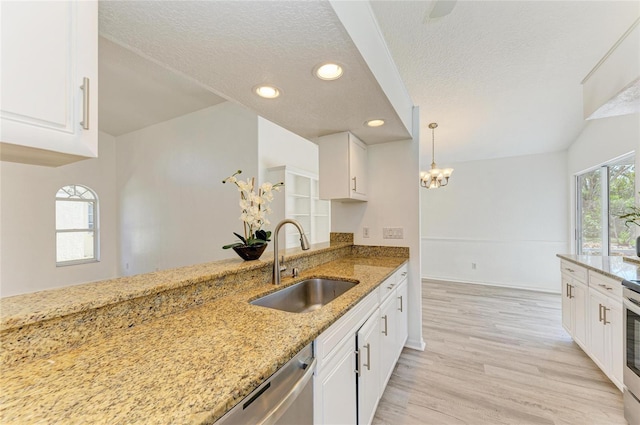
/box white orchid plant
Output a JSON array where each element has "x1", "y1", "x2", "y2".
[{"x1": 222, "y1": 170, "x2": 284, "y2": 249}]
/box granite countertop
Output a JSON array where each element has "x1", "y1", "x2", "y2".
[
  {"x1": 557, "y1": 254, "x2": 640, "y2": 282},
  {"x1": 0, "y1": 241, "x2": 351, "y2": 330},
  {"x1": 0, "y1": 255, "x2": 407, "y2": 424}
]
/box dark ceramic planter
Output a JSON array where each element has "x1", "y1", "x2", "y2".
[{"x1": 233, "y1": 244, "x2": 268, "y2": 261}]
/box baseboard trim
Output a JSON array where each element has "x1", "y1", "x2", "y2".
[
  {"x1": 421, "y1": 276, "x2": 561, "y2": 295},
  {"x1": 404, "y1": 338, "x2": 426, "y2": 351}
]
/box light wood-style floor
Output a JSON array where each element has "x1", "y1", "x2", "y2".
[{"x1": 373, "y1": 280, "x2": 626, "y2": 425}]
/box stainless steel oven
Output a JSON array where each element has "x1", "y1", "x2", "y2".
[{"x1": 623, "y1": 279, "x2": 640, "y2": 424}]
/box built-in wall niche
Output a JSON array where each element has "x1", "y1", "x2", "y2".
[{"x1": 267, "y1": 166, "x2": 331, "y2": 248}]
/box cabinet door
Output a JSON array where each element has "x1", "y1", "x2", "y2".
[
  {"x1": 379, "y1": 294, "x2": 397, "y2": 390},
  {"x1": 572, "y1": 280, "x2": 588, "y2": 350},
  {"x1": 314, "y1": 335, "x2": 357, "y2": 425},
  {"x1": 357, "y1": 311, "x2": 380, "y2": 425},
  {"x1": 1, "y1": 1, "x2": 98, "y2": 165},
  {"x1": 561, "y1": 274, "x2": 573, "y2": 335},
  {"x1": 396, "y1": 279, "x2": 409, "y2": 357},
  {"x1": 588, "y1": 289, "x2": 608, "y2": 373},
  {"x1": 607, "y1": 300, "x2": 624, "y2": 390},
  {"x1": 349, "y1": 136, "x2": 368, "y2": 199}
]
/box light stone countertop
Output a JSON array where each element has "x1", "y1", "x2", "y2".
[
  {"x1": 0, "y1": 255, "x2": 407, "y2": 424},
  {"x1": 557, "y1": 254, "x2": 640, "y2": 282},
  {"x1": 0, "y1": 242, "x2": 351, "y2": 330}
]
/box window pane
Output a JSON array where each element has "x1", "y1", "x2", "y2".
[
  {"x1": 56, "y1": 200, "x2": 94, "y2": 230},
  {"x1": 609, "y1": 160, "x2": 636, "y2": 256},
  {"x1": 56, "y1": 231, "x2": 94, "y2": 262},
  {"x1": 578, "y1": 169, "x2": 602, "y2": 255},
  {"x1": 56, "y1": 184, "x2": 95, "y2": 199}
]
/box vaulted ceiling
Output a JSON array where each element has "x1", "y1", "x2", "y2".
[{"x1": 370, "y1": 0, "x2": 640, "y2": 163}]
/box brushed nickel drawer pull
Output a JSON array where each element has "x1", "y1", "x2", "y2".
[
  {"x1": 398, "y1": 295, "x2": 403, "y2": 312},
  {"x1": 603, "y1": 306, "x2": 610, "y2": 325},
  {"x1": 382, "y1": 315, "x2": 388, "y2": 336}
]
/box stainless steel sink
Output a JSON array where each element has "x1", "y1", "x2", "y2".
[{"x1": 250, "y1": 278, "x2": 358, "y2": 313}]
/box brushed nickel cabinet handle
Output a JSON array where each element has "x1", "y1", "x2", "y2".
[
  {"x1": 352, "y1": 176, "x2": 357, "y2": 192},
  {"x1": 382, "y1": 315, "x2": 388, "y2": 336},
  {"x1": 398, "y1": 295, "x2": 403, "y2": 312},
  {"x1": 401, "y1": 272, "x2": 407, "y2": 277},
  {"x1": 355, "y1": 349, "x2": 360, "y2": 376},
  {"x1": 568, "y1": 284, "x2": 574, "y2": 299},
  {"x1": 364, "y1": 343, "x2": 371, "y2": 371},
  {"x1": 603, "y1": 306, "x2": 610, "y2": 325},
  {"x1": 565, "y1": 267, "x2": 575, "y2": 273},
  {"x1": 80, "y1": 77, "x2": 90, "y2": 130}
]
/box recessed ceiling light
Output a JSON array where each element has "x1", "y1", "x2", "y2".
[
  {"x1": 314, "y1": 63, "x2": 344, "y2": 80},
  {"x1": 365, "y1": 119, "x2": 385, "y2": 127},
  {"x1": 254, "y1": 85, "x2": 280, "y2": 99}
]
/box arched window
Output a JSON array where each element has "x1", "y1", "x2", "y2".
[{"x1": 56, "y1": 185, "x2": 98, "y2": 265}]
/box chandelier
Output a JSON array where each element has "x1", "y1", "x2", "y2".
[{"x1": 420, "y1": 123, "x2": 454, "y2": 189}]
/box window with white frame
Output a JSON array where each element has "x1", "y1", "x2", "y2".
[
  {"x1": 56, "y1": 185, "x2": 98, "y2": 265},
  {"x1": 576, "y1": 153, "x2": 636, "y2": 256}
]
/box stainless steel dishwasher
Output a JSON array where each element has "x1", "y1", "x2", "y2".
[{"x1": 215, "y1": 343, "x2": 315, "y2": 425}]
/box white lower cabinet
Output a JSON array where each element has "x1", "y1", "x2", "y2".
[
  {"x1": 356, "y1": 311, "x2": 380, "y2": 425},
  {"x1": 561, "y1": 273, "x2": 588, "y2": 350},
  {"x1": 588, "y1": 287, "x2": 623, "y2": 390},
  {"x1": 559, "y1": 261, "x2": 623, "y2": 392},
  {"x1": 315, "y1": 334, "x2": 357, "y2": 425},
  {"x1": 379, "y1": 291, "x2": 398, "y2": 390},
  {"x1": 395, "y1": 279, "x2": 409, "y2": 358},
  {"x1": 314, "y1": 264, "x2": 408, "y2": 425}
]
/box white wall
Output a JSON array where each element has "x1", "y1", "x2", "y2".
[
  {"x1": 0, "y1": 132, "x2": 118, "y2": 297},
  {"x1": 331, "y1": 109, "x2": 423, "y2": 349},
  {"x1": 257, "y1": 117, "x2": 319, "y2": 183},
  {"x1": 116, "y1": 103, "x2": 259, "y2": 276},
  {"x1": 420, "y1": 151, "x2": 569, "y2": 293},
  {"x1": 567, "y1": 113, "x2": 640, "y2": 252}
]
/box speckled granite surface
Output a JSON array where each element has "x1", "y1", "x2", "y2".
[
  {"x1": 624, "y1": 256, "x2": 640, "y2": 265},
  {"x1": 0, "y1": 243, "x2": 353, "y2": 364},
  {"x1": 557, "y1": 254, "x2": 640, "y2": 281},
  {"x1": 0, "y1": 249, "x2": 407, "y2": 424}
]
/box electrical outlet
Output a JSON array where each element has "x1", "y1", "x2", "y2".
[
  {"x1": 363, "y1": 227, "x2": 370, "y2": 238},
  {"x1": 383, "y1": 227, "x2": 404, "y2": 239}
]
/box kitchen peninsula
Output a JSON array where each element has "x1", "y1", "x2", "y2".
[{"x1": 0, "y1": 234, "x2": 408, "y2": 424}]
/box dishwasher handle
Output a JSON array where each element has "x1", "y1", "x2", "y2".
[{"x1": 258, "y1": 357, "x2": 316, "y2": 425}]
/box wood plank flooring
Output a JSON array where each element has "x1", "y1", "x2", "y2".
[{"x1": 372, "y1": 280, "x2": 626, "y2": 425}]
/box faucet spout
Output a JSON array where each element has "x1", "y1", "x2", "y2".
[{"x1": 273, "y1": 219, "x2": 310, "y2": 285}]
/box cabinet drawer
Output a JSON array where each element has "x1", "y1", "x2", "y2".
[
  {"x1": 378, "y1": 276, "x2": 396, "y2": 303},
  {"x1": 396, "y1": 264, "x2": 408, "y2": 284},
  {"x1": 560, "y1": 260, "x2": 588, "y2": 283},
  {"x1": 315, "y1": 290, "x2": 378, "y2": 369},
  {"x1": 589, "y1": 271, "x2": 622, "y2": 299},
  {"x1": 378, "y1": 264, "x2": 408, "y2": 304}
]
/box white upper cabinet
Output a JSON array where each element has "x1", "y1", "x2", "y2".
[
  {"x1": 1, "y1": 1, "x2": 98, "y2": 167},
  {"x1": 318, "y1": 131, "x2": 368, "y2": 201}
]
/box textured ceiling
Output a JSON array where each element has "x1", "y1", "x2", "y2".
[
  {"x1": 370, "y1": 1, "x2": 640, "y2": 164},
  {"x1": 98, "y1": 36, "x2": 226, "y2": 137},
  {"x1": 98, "y1": 1, "x2": 411, "y2": 144}
]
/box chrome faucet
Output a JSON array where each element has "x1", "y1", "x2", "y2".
[{"x1": 273, "y1": 219, "x2": 310, "y2": 284}]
